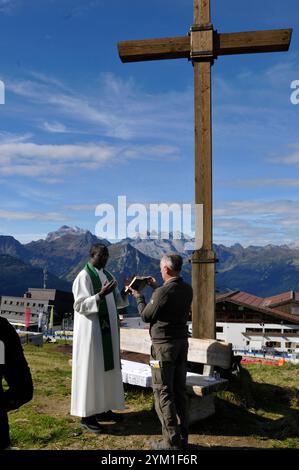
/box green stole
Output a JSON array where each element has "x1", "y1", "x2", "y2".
[{"x1": 85, "y1": 262, "x2": 116, "y2": 372}]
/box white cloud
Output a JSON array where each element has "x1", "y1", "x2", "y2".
[
  {"x1": 0, "y1": 210, "x2": 69, "y2": 221},
  {"x1": 214, "y1": 200, "x2": 299, "y2": 217},
  {"x1": 40, "y1": 121, "x2": 90, "y2": 135},
  {"x1": 214, "y1": 199, "x2": 299, "y2": 246},
  {"x1": 14, "y1": 185, "x2": 64, "y2": 202},
  {"x1": 212, "y1": 55, "x2": 299, "y2": 155},
  {"x1": 6, "y1": 72, "x2": 193, "y2": 142},
  {"x1": 12, "y1": 233, "x2": 47, "y2": 243},
  {"x1": 0, "y1": 0, "x2": 18, "y2": 14},
  {"x1": 0, "y1": 131, "x2": 32, "y2": 144},
  {"x1": 41, "y1": 121, "x2": 69, "y2": 133},
  {"x1": 0, "y1": 141, "x2": 180, "y2": 178},
  {"x1": 8, "y1": 78, "x2": 115, "y2": 129},
  {"x1": 27, "y1": 70, "x2": 72, "y2": 92},
  {"x1": 269, "y1": 144, "x2": 299, "y2": 166},
  {"x1": 263, "y1": 59, "x2": 299, "y2": 88},
  {"x1": 218, "y1": 178, "x2": 299, "y2": 188},
  {"x1": 8, "y1": 61, "x2": 295, "y2": 162},
  {"x1": 64, "y1": 204, "x2": 98, "y2": 211},
  {"x1": 38, "y1": 176, "x2": 63, "y2": 184}
]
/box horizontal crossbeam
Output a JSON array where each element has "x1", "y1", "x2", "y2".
[
  {"x1": 216, "y1": 29, "x2": 292, "y2": 56},
  {"x1": 118, "y1": 28, "x2": 292, "y2": 63},
  {"x1": 118, "y1": 36, "x2": 190, "y2": 62}
]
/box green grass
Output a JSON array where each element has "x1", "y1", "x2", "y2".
[
  {"x1": 202, "y1": 363, "x2": 299, "y2": 449},
  {"x1": 4, "y1": 342, "x2": 299, "y2": 449},
  {"x1": 11, "y1": 413, "x2": 75, "y2": 445}
]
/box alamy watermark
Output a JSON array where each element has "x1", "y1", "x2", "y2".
[
  {"x1": 0, "y1": 80, "x2": 5, "y2": 105},
  {"x1": 95, "y1": 196, "x2": 203, "y2": 251},
  {"x1": 0, "y1": 340, "x2": 4, "y2": 365},
  {"x1": 290, "y1": 80, "x2": 299, "y2": 105}
]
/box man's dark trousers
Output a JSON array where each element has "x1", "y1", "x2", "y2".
[{"x1": 151, "y1": 339, "x2": 189, "y2": 449}]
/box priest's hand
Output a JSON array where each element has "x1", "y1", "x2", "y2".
[{"x1": 99, "y1": 279, "x2": 117, "y2": 297}]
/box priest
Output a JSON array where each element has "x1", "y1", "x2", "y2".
[{"x1": 71, "y1": 243, "x2": 129, "y2": 433}]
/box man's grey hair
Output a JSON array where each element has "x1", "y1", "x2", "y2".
[{"x1": 161, "y1": 253, "x2": 183, "y2": 272}]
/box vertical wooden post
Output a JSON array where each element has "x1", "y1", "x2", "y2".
[
  {"x1": 194, "y1": 0, "x2": 211, "y2": 25},
  {"x1": 192, "y1": 0, "x2": 216, "y2": 339}
]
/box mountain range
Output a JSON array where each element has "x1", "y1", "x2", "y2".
[
  {"x1": 0, "y1": 225, "x2": 299, "y2": 299},
  {"x1": 0, "y1": 254, "x2": 70, "y2": 297}
]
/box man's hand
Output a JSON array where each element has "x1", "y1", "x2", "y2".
[
  {"x1": 99, "y1": 279, "x2": 117, "y2": 297},
  {"x1": 129, "y1": 287, "x2": 142, "y2": 298},
  {"x1": 147, "y1": 276, "x2": 159, "y2": 289}
]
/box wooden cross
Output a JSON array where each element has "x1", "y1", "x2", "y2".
[{"x1": 118, "y1": 0, "x2": 292, "y2": 339}]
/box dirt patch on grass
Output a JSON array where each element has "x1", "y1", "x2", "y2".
[
  {"x1": 32, "y1": 395, "x2": 71, "y2": 417},
  {"x1": 55, "y1": 344, "x2": 72, "y2": 354}
]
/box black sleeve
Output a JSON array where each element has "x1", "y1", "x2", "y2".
[{"x1": 2, "y1": 324, "x2": 33, "y2": 412}]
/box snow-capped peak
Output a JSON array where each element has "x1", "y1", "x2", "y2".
[{"x1": 46, "y1": 225, "x2": 89, "y2": 242}]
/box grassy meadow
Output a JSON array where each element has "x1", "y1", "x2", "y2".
[{"x1": 5, "y1": 342, "x2": 299, "y2": 450}]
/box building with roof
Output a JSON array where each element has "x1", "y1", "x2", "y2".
[
  {"x1": 216, "y1": 290, "x2": 299, "y2": 354},
  {"x1": 263, "y1": 291, "x2": 299, "y2": 315},
  {"x1": 0, "y1": 288, "x2": 74, "y2": 331}
]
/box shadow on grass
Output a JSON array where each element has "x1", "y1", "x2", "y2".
[
  {"x1": 110, "y1": 366, "x2": 299, "y2": 446},
  {"x1": 190, "y1": 366, "x2": 299, "y2": 444},
  {"x1": 98, "y1": 409, "x2": 159, "y2": 437},
  {"x1": 104, "y1": 369, "x2": 299, "y2": 446}
]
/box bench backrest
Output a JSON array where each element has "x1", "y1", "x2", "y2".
[{"x1": 120, "y1": 328, "x2": 232, "y2": 369}]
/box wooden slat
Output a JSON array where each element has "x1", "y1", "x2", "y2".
[
  {"x1": 187, "y1": 376, "x2": 228, "y2": 397},
  {"x1": 117, "y1": 29, "x2": 292, "y2": 63},
  {"x1": 120, "y1": 328, "x2": 232, "y2": 369},
  {"x1": 188, "y1": 336, "x2": 231, "y2": 368},
  {"x1": 216, "y1": 29, "x2": 292, "y2": 55},
  {"x1": 120, "y1": 328, "x2": 152, "y2": 355},
  {"x1": 117, "y1": 36, "x2": 190, "y2": 63}
]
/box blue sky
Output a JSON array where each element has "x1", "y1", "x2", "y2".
[{"x1": 0, "y1": 0, "x2": 298, "y2": 246}]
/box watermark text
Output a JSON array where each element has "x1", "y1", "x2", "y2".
[
  {"x1": 290, "y1": 80, "x2": 299, "y2": 105},
  {"x1": 0, "y1": 80, "x2": 5, "y2": 105},
  {"x1": 95, "y1": 196, "x2": 203, "y2": 251}
]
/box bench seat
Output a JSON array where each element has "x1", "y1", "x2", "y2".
[
  {"x1": 121, "y1": 359, "x2": 228, "y2": 423},
  {"x1": 120, "y1": 328, "x2": 232, "y2": 423},
  {"x1": 121, "y1": 359, "x2": 227, "y2": 396}
]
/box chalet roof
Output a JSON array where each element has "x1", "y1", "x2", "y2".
[
  {"x1": 217, "y1": 290, "x2": 264, "y2": 308},
  {"x1": 262, "y1": 291, "x2": 299, "y2": 307},
  {"x1": 216, "y1": 290, "x2": 299, "y2": 324}
]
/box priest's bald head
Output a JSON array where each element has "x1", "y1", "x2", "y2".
[{"x1": 89, "y1": 243, "x2": 109, "y2": 269}]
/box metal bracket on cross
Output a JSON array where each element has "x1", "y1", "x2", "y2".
[
  {"x1": 191, "y1": 258, "x2": 218, "y2": 264},
  {"x1": 190, "y1": 23, "x2": 214, "y2": 61}
]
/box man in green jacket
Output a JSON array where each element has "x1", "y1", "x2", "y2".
[{"x1": 130, "y1": 253, "x2": 193, "y2": 450}]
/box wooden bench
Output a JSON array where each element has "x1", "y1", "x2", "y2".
[{"x1": 120, "y1": 328, "x2": 232, "y2": 424}]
